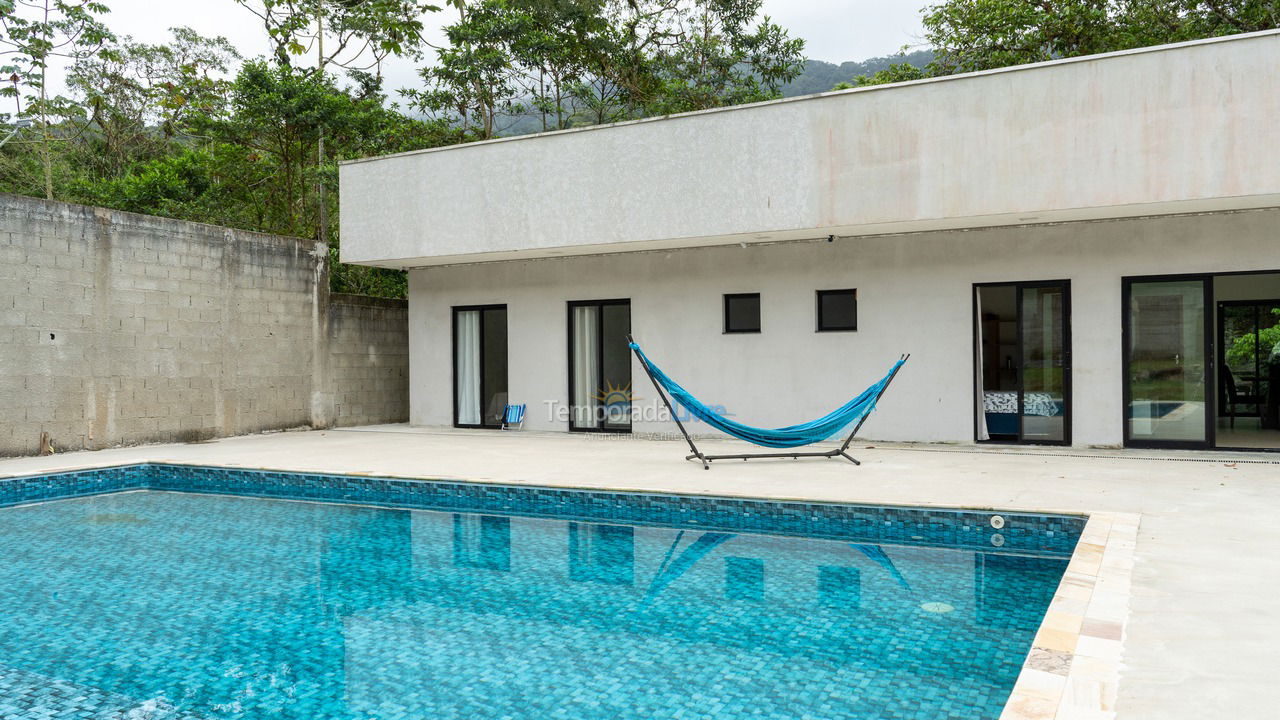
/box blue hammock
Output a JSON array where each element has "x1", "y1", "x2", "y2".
[{"x1": 630, "y1": 342, "x2": 905, "y2": 450}]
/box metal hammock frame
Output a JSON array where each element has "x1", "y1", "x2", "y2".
[{"x1": 627, "y1": 334, "x2": 909, "y2": 469}]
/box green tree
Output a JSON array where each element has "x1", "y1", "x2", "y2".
[
  {"x1": 512, "y1": 0, "x2": 602, "y2": 131},
  {"x1": 1228, "y1": 308, "x2": 1280, "y2": 368},
  {"x1": 0, "y1": 0, "x2": 113, "y2": 199},
  {"x1": 564, "y1": 0, "x2": 804, "y2": 120},
  {"x1": 233, "y1": 0, "x2": 444, "y2": 291},
  {"x1": 920, "y1": 0, "x2": 1280, "y2": 75},
  {"x1": 833, "y1": 61, "x2": 926, "y2": 90},
  {"x1": 232, "y1": 0, "x2": 438, "y2": 72},
  {"x1": 410, "y1": 0, "x2": 805, "y2": 135},
  {"x1": 631, "y1": 0, "x2": 806, "y2": 115},
  {"x1": 65, "y1": 28, "x2": 240, "y2": 178},
  {"x1": 406, "y1": 0, "x2": 530, "y2": 139},
  {"x1": 88, "y1": 145, "x2": 256, "y2": 227},
  {"x1": 53, "y1": 58, "x2": 450, "y2": 297},
  {"x1": 189, "y1": 60, "x2": 445, "y2": 236}
]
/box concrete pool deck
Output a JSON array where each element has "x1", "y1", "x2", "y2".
[{"x1": 2, "y1": 425, "x2": 1277, "y2": 719}]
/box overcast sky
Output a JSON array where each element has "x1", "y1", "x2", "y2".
[{"x1": 8, "y1": 0, "x2": 928, "y2": 114}]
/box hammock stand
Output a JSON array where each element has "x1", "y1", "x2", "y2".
[{"x1": 627, "y1": 335, "x2": 908, "y2": 469}]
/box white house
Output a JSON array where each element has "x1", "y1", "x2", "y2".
[{"x1": 339, "y1": 30, "x2": 1280, "y2": 452}]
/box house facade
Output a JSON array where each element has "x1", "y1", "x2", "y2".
[{"x1": 340, "y1": 30, "x2": 1280, "y2": 451}]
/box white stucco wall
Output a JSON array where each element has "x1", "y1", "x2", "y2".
[
  {"x1": 344, "y1": 32, "x2": 1280, "y2": 267},
  {"x1": 409, "y1": 209, "x2": 1280, "y2": 447}
]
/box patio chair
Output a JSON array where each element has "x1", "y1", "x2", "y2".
[
  {"x1": 1221, "y1": 366, "x2": 1262, "y2": 429},
  {"x1": 502, "y1": 404, "x2": 526, "y2": 430}
]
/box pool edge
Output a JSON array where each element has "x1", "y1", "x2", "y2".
[
  {"x1": 999, "y1": 511, "x2": 1137, "y2": 720},
  {"x1": 1, "y1": 457, "x2": 1094, "y2": 517}
]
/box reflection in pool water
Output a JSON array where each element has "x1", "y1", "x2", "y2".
[{"x1": 0, "y1": 492, "x2": 1073, "y2": 720}]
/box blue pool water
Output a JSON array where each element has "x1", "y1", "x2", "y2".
[{"x1": 0, "y1": 468, "x2": 1080, "y2": 720}]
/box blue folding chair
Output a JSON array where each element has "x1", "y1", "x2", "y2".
[{"x1": 502, "y1": 404, "x2": 526, "y2": 430}]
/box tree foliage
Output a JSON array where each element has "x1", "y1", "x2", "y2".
[
  {"x1": 840, "y1": 1, "x2": 1279, "y2": 90},
  {"x1": 232, "y1": 0, "x2": 439, "y2": 71},
  {"x1": 832, "y1": 62, "x2": 926, "y2": 90},
  {"x1": 920, "y1": 0, "x2": 1280, "y2": 75},
  {"x1": 407, "y1": 0, "x2": 805, "y2": 138},
  {"x1": 632, "y1": 0, "x2": 806, "y2": 115},
  {"x1": 1228, "y1": 308, "x2": 1280, "y2": 368},
  {"x1": 405, "y1": 0, "x2": 533, "y2": 138},
  {"x1": 0, "y1": 1, "x2": 447, "y2": 297},
  {"x1": 0, "y1": 20, "x2": 452, "y2": 296},
  {"x1": 66, "y1": 29, "x2": 240, "y2": 176},
  {"x1": 782, "y1": 50, "x2": 935, "y2": 95},
  {"x1": 0, "y1": 0, "x2": 114, "y2": 198}
]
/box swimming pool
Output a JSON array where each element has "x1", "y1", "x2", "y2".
[{"x1": 0, "y1": 465, "x2": 1082, "y2": 720}]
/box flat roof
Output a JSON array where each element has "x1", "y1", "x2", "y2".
[
  {"x1": 339, "y1": 29, "x2": 1280, "y2": 267},
  {"x1": 342, "y1": 29, "x2": 1280, "y2": 167}
]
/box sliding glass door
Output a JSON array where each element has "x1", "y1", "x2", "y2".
[
  {"x1": 452, "y1": 305, "x2": 508, "y2": 428},
  {"x1": 1218, "y1": 299, "x2": 1280, "y2": 447},
  {"x1": 1021, "y1": 285, "x2": 1070, "y2": 443},
  {"x1": 974, "y1": 281, "x2": 1071, "y2": 445},
  {"x1": 1123, "y1": 277, "x2": 1212, "y2": 448},
  {"x1": 568, "y1": 299, "x2": 631, "y2": 432}
]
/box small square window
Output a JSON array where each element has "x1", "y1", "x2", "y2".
[
  {"x1": 724, "y1": 293, "x2": 761, "y2": 333},
  {"x1": 817, "y1": 289, "x2": 857, "y2": 332}
]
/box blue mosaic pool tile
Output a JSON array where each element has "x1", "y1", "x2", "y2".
[
  {"x1": 0, "y1": 664, "x2": 203, "y2": 720},
  {"x1": 0, "y1": 489, "x2": 1074, "y2": 720},
  {"x1": 0, "y1": 464, "x2": 147, "y2": 509},
  {"x1": 0, "y1": 463, "x2": 1084, "y2": 556}
]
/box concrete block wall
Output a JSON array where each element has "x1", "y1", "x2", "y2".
[
  {"x1": 329, "y1": 294, "x2": 409, "y2": 427},
  {"x1": 0, "y1": 194, "x2": 409, "y2": 456}
]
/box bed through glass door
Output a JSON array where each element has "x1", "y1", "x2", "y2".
[{"x1": 974, "y1": 281, "x2": 1071, "y2": 445}]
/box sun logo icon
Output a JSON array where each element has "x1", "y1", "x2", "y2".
[{"x1": 595, "y1": 381, "x2": 633, "y2": 406}]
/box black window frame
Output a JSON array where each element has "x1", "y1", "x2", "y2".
[
  {"x1": 566, "y1": 298, "x2": 632, "y2": 434},
  {"x1": 723, "y1": 292, "x2": 762, "y2": 334},
  {"x1": 451, "y1": 304, "x2": 508, "y2": 429},
  {"x1": 971, "y1": 280, "x2": 1073, "y2": 447},
  {"x1": 1120, "y1": 274, "x2": 1215, "y2": 451},
  {"x1": 816, "y1": 289, "x2": 858, "y2": 332}
]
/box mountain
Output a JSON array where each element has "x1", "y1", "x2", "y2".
[
  {"x1": 495, "y1": 50, "x2": 936, "y2": 136},
  {"x1": 780, "y1": 50, "x2": 935, "y2": 97}
]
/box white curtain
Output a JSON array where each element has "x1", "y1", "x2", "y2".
[
  {"x1": 975, "y1": 289, "x2": 990, "y2": 440},
  {"x1": 572, "y1": 305, "x2": 600, "y2": 428},
  {"x1": 455, "y1": 310, "x2": 481, "y2": 425}
]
